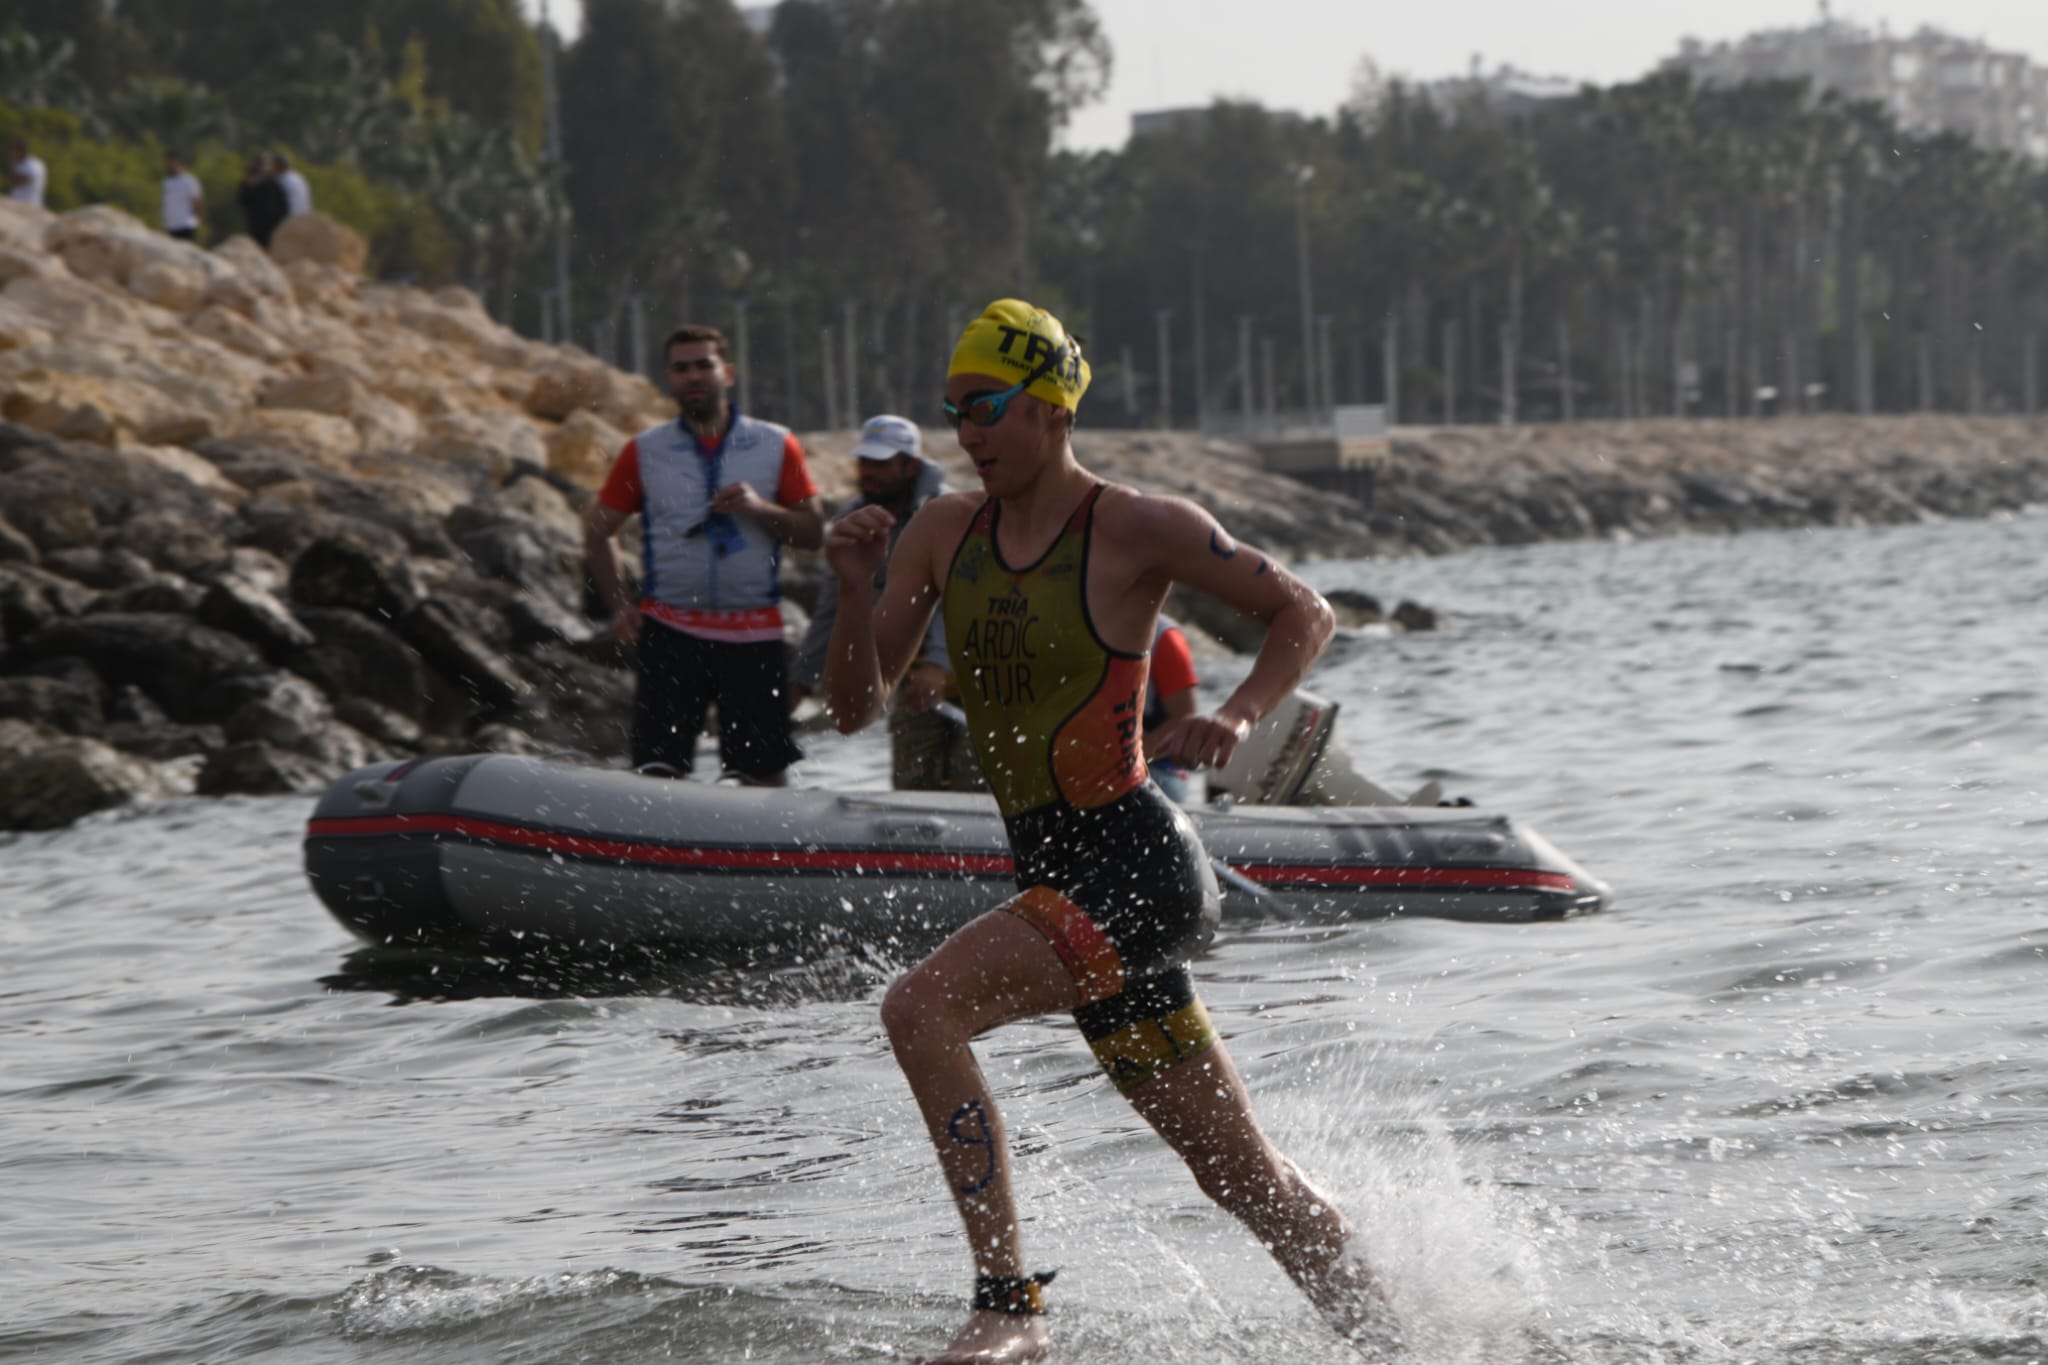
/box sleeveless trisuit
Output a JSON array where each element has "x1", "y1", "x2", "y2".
[{"x1": 943, "y1": 484, "x2": 1222, "y2": 1091}]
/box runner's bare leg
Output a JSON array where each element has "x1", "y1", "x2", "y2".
[
  {"x1": 1126, "y1": 1037, "x2": 1399, "y2": 1352},
  {"x1": 881, "y1": 909, "x2": 1081, "y2": 1365}
]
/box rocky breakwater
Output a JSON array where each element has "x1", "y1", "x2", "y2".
[
  {"x1": 795, "y1": 425, "x2": 1430, "y2": 651},
  {"x1": 1360, "y1": 415, "x2": 2048, "y2": 555},
  {"x1": 0, "y1": 197, "x2": 673, "y2": 831}
]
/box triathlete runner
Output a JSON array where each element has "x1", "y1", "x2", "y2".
[{"x1": 823, "y1": 299, "x2": 1396, "y2": 1363}]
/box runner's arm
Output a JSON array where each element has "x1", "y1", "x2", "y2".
[{"x1": 1138, "y1": 498, "x2": 1334, "y2": 762}]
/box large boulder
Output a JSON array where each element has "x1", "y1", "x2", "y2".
[
  {"x1": 0, "y1": 197, "x2": 54, "y2": 250},
  {"x1": 506, "y1": 643, "x2": 634, "y2": 757},
  {"x1": 118, "y1": 507, "x2": 231, "y2": 577},
  {"x1": 197, "y1": 573, "x2": 317, "y2": 663},
  {"x1": 259, "y1": 360, "x2": 369, "y2": 418},
  {"x1": 0, "y1": 363, "x2": 225, "y2": 446},
  {"x1": 0, "y1": 561, "x2": 99, "y2": 639},
  {"x1": 543, "y1": 409, "x2": 628, "y2": 487},
  {"x1": 288, "y1": 531, "x2": 424, "y2": 618},
  {"x1": 392, "y1": 290, "x2": 534, "y2": 369},
  {"x1": 0, "y1": 718, "x2": 173, "y2": 830},
  {"x1": 196, "y1": 740, "x2": 338, "y2": 796},
  {"x1": 281, "y1": 259, "x2": 362, "y2": 317},
  {"x1": 2, "y1": 270, "x2": 143, "y2": 338},
  {"x1": 0, "y1": 461, "x2": 105, "y2": 552},
  {"x1": 16, "y1": 612, "x2": 271, "y2": 723},
  {"x1": 116, "y1": 442, "x2": 246, "y2": 504},
  {"x1": 234, "y1": 494, "x2": 414, "y2": 569},
  {"x1": 42, "y1": 205, "x2": 223, "y2": 314},
  {"x1": 45, "y1": 545, "x2": 156, "y2": 590},
  {"x1": 0, "y1": 513, "x2": 35, "y2": 564},
  {"x1": 290, "y1": 606, "x2": 431, "y2": 722},
  {"x1": 230, "y1": 408, "x2": 364, "y2": 468},
  {"x1": 396, "y1": 598, "x2": 529, "y2": 711},
  {"x1": 523, "y1": 356, "x2": 615, "y2": 421},
  {"x1": 412, "y1": 410, "x2": 547, "y2": 481},
  {"x1": 0, "y1": 295, "x2": 53, "y2": 352},
  {"x1": 270, "y1": 212, "x2": 369, "y2": 276},
  {"x1": 190, "y1": 303, "x2": 292, "y2": 361},
  {"x1": 498, "y1": 471, "x2": 588, "y2": 540},
  {"x1": 205, "y1": 234, "x2": 297, "y2": 322},
  {"x1": 0, "y1": 674, "x2": 103, "y2": 736},
  {"x1": 220, "y1": 671, "x2": 376, "y2": 775}
]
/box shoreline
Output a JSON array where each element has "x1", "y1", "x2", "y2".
[
  {"x1": 5, "y1": 202, "x2": 2046, "y2": 831},
  {"x1": 8, "y1": 412, "x2": 2044, "y2": 833},
  {"x1": 1357, "y1": 413, "x2": 2048, "y2": 557}
]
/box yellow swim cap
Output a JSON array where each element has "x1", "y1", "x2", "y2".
[{"x1": 947, "y1": 299, "x2": 1091, "y2": 411}]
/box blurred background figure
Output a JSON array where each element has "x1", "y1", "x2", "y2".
[
  {"x1": 159, "y1": 150, "x2": 203, "y2": 241},
  {"x1": 8, "y1": 137, "x2": 46, "y2": 207},
  {"x1": 236, "y1": 153, "x2": 286, "y2": 248},
  {"x1": 793, "y1": 414, "x2": 983, "y2": 793},
  {"x1": 272, "y1": 153, "x2": 311, "y2": 217},
  {"x1": 1144, "y1": 614, "x2": 1201, "y2": 803}
]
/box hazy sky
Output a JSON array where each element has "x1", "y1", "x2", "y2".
[{"x1": 529, "y1": 1, "x2": 2048, "y2": 151}]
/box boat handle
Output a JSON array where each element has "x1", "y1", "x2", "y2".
[{"x1": 875, "y1": 818, "x2": 949, "y2": 839}]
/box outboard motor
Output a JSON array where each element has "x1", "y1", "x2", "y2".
[{"x1": 1209, "y1": 689, "x2": 1434, "y2": 807}]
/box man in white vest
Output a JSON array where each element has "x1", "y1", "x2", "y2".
[{"x1": 583, "y1": 324, "x2": 824, "y2": 784}]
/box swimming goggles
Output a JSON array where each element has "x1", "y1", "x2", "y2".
[{"x1": 942, "y1": 345, "x2": 1068, "y2": 430}]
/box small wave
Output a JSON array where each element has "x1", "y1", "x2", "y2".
[{"x1": 335, "y1": 1263, "x2": 673, "y2": 1338}]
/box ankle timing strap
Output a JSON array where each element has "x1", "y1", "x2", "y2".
[{"x1": 973, "y1": 1269, "x2": 1057, "y2": 1316}]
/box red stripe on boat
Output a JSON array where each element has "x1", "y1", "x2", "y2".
[
  {"x1": 1242, "y1": 864, "x2": 1578, "y2": 892},
  {"x1": 305, "y1": 814, "x2": 1575, "y2": 892},
  {"x1": 306, "y1": 813, "x2": 1015, "y2": 875}
]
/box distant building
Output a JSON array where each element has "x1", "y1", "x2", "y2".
[
  {"x1": 1664, "y1": 12, "x2": 2048, "y2": 160},
  {"x1": 1413, "y1": 61, "x2": 1579, "y2": 120},
  {"x1": 1129, "y1": 107, "x2": 1211, "y2": 139},
  {"x1": 1130, "y1": 105, "x2": 1306, "y2": 139}
]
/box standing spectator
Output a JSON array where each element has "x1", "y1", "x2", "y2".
[
  {"x1": 235, "y1": 153, "x2": 287, "y2": 248},
  {"x1": 582, "y1": 324, "x2": 825, "y2": 786},
  {"x1": 272, "y1": 153, "x2": 312, "y2": 218},
  {"x1": 792, "y1": 414, "x2": 982, "y2": 793},
  {"x1": 7, "y1": 137, "x2": 46, "y2": 207},
  {"x1": 1143, "y1": 615, "x2": 1202, "y2": 803},
  {"x1": 160, "y1": 152, "x2": 204, "y2": 241}
]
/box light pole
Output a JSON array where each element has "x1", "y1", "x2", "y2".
[
  {"x1": 1189, "y1": 244, "x2": 1207, "y2": 429},
  {"x1": 1291, "y1": 163, "x2": 1316, "y2": 418},
  {"x1": 1155, "y1": 308, "x2": 1173, "y2": 429},
  {"x1": 540, "y1": 1, "x2": 572, "y2": 342}
]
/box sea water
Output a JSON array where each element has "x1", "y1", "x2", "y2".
[{"x1": 3, "y1": 510, "x2": 2044, "y2": 1363}]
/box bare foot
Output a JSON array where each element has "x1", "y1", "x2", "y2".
[
  {"x1": 912, "y1": 1308, "x2": 1051, "y2": 1364},
  {"x1": 1302, "y1": 1245, "x2": 1402, "y2": 1358}
]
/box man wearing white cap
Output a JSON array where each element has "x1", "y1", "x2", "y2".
[{"x1": 792, "y1": 414, "x2": 982, "y2": 792}]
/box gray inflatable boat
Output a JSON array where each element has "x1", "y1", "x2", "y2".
[{"x1": 304, "y1": 751, "x2": 1609, "y2": 954}]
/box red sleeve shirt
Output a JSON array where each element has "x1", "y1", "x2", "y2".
[
  {"x1": 1151, "y1": 625, "x2": 1198, "y2": 698},
  {"x1": 777, "y1": 433, "x2": 819, "y2": 505},
  {"x1": 597, "y1": 438, "x2": 642, "y2": 513}
]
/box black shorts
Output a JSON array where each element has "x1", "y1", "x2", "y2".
[
  {"x1": 1002, "y1": 783, "x2": 1223, "y2": 1090},
  {"x1": 631, "y1": 622, "x2": 802, "y2": 779}
]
